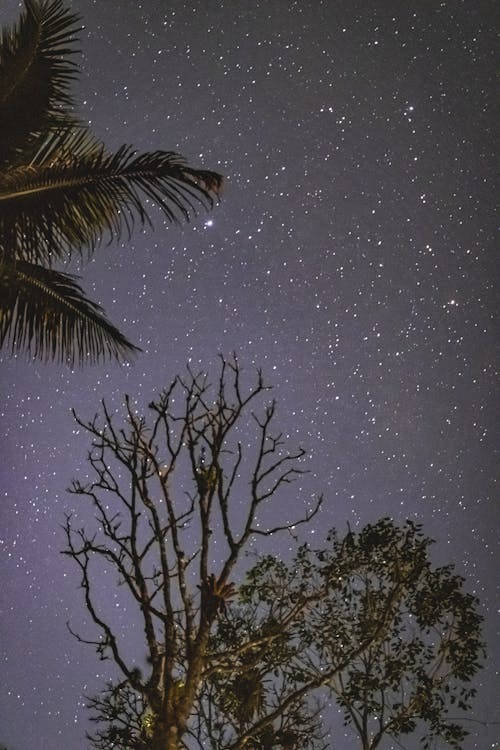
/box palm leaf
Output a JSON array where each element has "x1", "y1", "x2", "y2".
[
  {"x1": 0, "y1": 258, "x2": 140, "y2": 366},
  {"x1": 0, "y1": 127, "x2": 224, "y2": 264},
  {"x1": 0, "y1": 0, "x2": 81, "y2": 167}
]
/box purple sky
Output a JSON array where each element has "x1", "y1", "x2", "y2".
[{"x1": 1, "y1": 1, "x2": 498, "y2": 748}]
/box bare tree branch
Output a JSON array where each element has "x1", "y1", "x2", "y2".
[{"x1": 64, "y1": 356, "x2": 323, "y2": 749}]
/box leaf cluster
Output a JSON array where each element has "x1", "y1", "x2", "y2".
[
  {"x1": 0, "y1": 1, "x2": 222, "y2": 365},
  {"x1": 61, "y1": 360, "x2": 484, "y2": 749},
  {"x1": 82, "y1": 514, "x2": 484, "y2": 750}
]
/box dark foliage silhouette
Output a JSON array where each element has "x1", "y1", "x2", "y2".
[{"x1": 0, "y1": 0, "x2": 222, "y2": 365}]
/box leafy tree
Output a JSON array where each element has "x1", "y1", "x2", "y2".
[
  {"x1": 61, "y1": 357, "x2": 484, "y2": 750},
  {"x1": 319, "y1": 520, "x2": 485, "y2": 749},
  {"x1": 0, "y1": 0, "x2": 222, "y2": 365},
  {"x1": 235, "y1": 520, "x2": 485, "y2": 750}
]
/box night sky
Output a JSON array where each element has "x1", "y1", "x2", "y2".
[{"x1": 1, "y1": 1, "x2": 498, "y2": 748}]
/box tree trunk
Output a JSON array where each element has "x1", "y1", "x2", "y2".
[{"x1": 151, "y1": 719, "x2": 181, "y2": 750}]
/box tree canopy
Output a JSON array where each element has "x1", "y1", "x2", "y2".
[
  {"x1": 0, "y1": 0, "x2": 222, "y2": 365},
  {"x1": 61, "y1": 356, "x2": 484, "y2": 750}
]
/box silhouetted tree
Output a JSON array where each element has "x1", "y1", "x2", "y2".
[
  {"x1": 228, "y1": 519, "x2": 484, "y2": 750},
  {"x1": 62, "y1": 358, "x2": 484, "y2": 749},
  {"x1": 0, "y1": 0, "x2": 222, "y2": 365},
  {"x1": 62, "y1": 356, "x2": 323, "y2": 749}
]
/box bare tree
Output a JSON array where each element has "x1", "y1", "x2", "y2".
[{"x1": 62, "y1": 356, "x2": 324, "y2": 750}]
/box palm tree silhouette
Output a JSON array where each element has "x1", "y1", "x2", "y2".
[{"x1": 0, "y1": 0, "x2": 223, "y2": 366}]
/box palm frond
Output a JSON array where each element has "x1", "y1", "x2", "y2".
[
  {"x1": 0, "y1": 0, "x2": 82, "y2": 167},
  {"x1": 0, "y1": 128, "x2": 224, "y2": 264},
  {"x1": 0, "y1": 258, "x2": 140, "y2": 366}
]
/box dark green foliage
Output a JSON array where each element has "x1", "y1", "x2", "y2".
[
  {"x1": 83, "y1": 517, "x2": 484, "y2": 750},
  {"x1": 0, "y1": 1, "x2": 222, "y2": 365},
  {"x1": 208, "y1": 519, "x2": 484, "y2": 750},
  {"x1": 1, "y1": 127, "x2": 222, "y2": 266},
  {"x1": 0, "y1": 0, "x2": 81, "y2": 166},
  {"x1": 63, "y1": 361, "x2": 483, "y2": 748},
  {"x1": 0, "y1": 258, "x2": 138, "y2": 365},
  {"x1": 313, "y1": 519, "x2": 484, "y2": 749}
]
